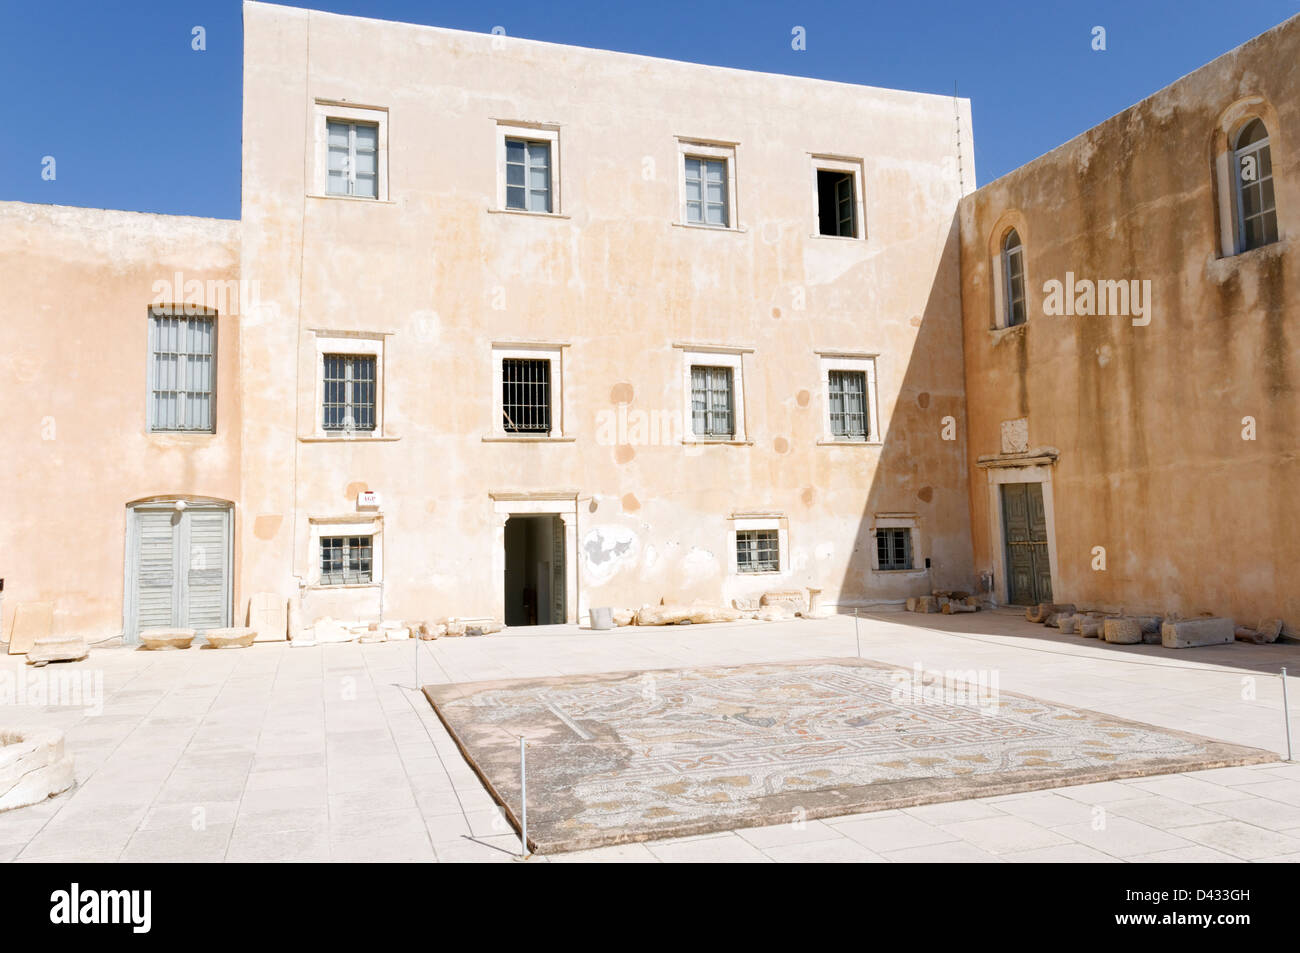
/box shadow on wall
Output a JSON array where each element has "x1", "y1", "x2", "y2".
[{"x1": 835, "y1": 211, "x2": 975, "y2": 607}]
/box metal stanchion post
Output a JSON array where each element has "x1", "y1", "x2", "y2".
[
  {"x1": 1283, "y1": 668, "x2": 1293, "y2": 762},
  {"x1": 518, "y1": 737, "x2": 528, "y2": 859},
  {"x1": 854, "y1": 608, "x2": 861, "y2": 659}
]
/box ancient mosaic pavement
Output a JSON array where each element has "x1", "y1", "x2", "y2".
[{"x1": 424, "y1": 659, "x2": 1275, "y2": 853}]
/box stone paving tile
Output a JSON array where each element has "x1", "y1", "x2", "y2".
[
  {"x1": 762, "y1": 838, "x2": 889, "y2": 863},
  {"x1": 1053, "y1": 817, "x2": 1197, "y2": 858},
  {"x1": 901, "y1": 800, "x2": 1006, "y2": 825},
  {"x1": 1130, "y1": 845, "x2": 1247, "y2": 863},
  {"x1": 225, "y1": 828, "x2": 329, "y2": 863},
  {"x1": 1056, "y1": 781, "x2": 1152, "y2": 804},
  {"x1": 548, "y1": 843, "x2": 660, "y2": 863},
  {"x1": 647, "y1": 834, "x2": 772, "y2": 863},
  {"x1": 1223, "y1": 779, "x2": 1300, "y2": 807},
  {"x1": 434, "y1": 834, "x2": 538, "y2": 863},
  {"x1": 734, "y1": 819, "x2": 845, "y2": 849},
  {"x1": 1105, "y1": 796, "x2": 1228, "y2": 829},
  {"x1": 989, "y1": 793, "x2": 1099, "y2": 828},
  {"x1": 1197, "y1": 797, "x2": 1300, "y2": 830},
  {"x1": 119, "y1": 824, "x2": 233, "y2": 862},
  {"x1": 834, "y1": 814, "x2": 956, "y2": 852},
  {"x1": 1171, "y1": 820, "x2": 1300, "y2": 860},
  {"x1": 329, "y1": 831, "x2": 436, "y2": 863},
  {"x1": 883, "y1": 841, "x2": 1004, "y2": 863},
  {"x1": 1001, "y1": 843, "x2": 1121, "y2": 863},
  {"x1": 1124, "y1": 774, "x2": 1239, "y2": 805},
  {"x1": 938, "y1": 817, "x2": 1070, "y2": 854}
]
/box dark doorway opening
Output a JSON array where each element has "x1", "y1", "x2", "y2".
[
  {"x1": 1001, "y1": 482, "x2": 1052, "y2": 606},
  {"x1": 504, "y1": 514, "x2": 565, "y2": 625}
]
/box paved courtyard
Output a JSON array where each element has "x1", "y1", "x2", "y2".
[{"x1": 3, "y1": 609, "x2": 1300, "y2": 862}]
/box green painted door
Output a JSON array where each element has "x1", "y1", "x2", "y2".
[{"x1": 1001, "y1": 483, "x2": 1052, "y2": 606}]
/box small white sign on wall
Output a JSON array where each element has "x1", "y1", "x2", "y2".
[{"x1": 357, "y1": 490, "x2": 381, "y2": 509}]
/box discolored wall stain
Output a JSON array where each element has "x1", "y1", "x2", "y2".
[
  {"x1": 772, "y1": 307, "x2": 782, "y2": 319},
  {"x1": 796, "y1": 390, "x2": 811, "y2": 407},
  {"x1": 917, "y1": 485, "x2": 934, "y2": 503},
  {"x1": 588, "y1": 499, "x2": 599, "y2": 513},
  {"x1": 254, "y1": 514, "x2": 282, "y2": 540},
  {"x1": 622, "y1": 493, "x2": 640, "y2": 512},
  {"x1": 801, "y1": 487, "x2": 815, "y2": 507},
  {"x1": 916, "y1": 392, "x2": 930, "y2": 409},
  {"x1": 614, "y1": 445, "x2": 636, "y2": 464},
  {"x1": 345, "y1": 481, "x2": 368, "y2": 500},
  {"x1": 774, "y1": 436, "x2": 790, "y2": 453},
  {"x1": 610, "y1": 382, "x2": 634, "y2": 404}
]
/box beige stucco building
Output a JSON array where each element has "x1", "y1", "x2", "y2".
[
  {"x1": 959, "y1": 15, "x2": 1298, "y2": 626},
  {"x1": 2, "y1": 2, "x2": 1294, "y2": 645}
]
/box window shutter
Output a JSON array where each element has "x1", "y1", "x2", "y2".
[
  {"x1": 185, "y1": 510, "x2": 229, "y2": 629},
  {"x1": 136, "y1": 511, "x2": 177, "y2": 630}
]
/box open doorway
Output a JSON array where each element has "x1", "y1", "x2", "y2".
[{"x1": 504, "y1": 514, "x2": 566, "y2": 626}]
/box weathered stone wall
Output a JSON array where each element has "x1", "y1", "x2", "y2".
[{"x1": 959, "y1": 16, "x2": 1299, "y2": 623}]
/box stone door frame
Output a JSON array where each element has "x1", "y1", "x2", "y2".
[
  {"x1": 490, "y1": 491, "x2": 578, "y2": 625},
  {"x1": 983, "y1": 464, "x2": 1059, "y2": 607}
]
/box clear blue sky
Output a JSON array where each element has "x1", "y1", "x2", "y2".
[{"x1": 2, "y1": 0, "x2": 1295, "y2": 219}]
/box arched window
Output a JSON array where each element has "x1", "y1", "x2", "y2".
[
  {"x1": 1234, "y1": 119, "x2": 1278, "y2": 252},
  {"x1": 1002, "y1": 229, "x2": 1026, "y2": 327}
]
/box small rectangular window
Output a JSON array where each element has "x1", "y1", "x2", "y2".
[
  {"x1": 827, "y1": 369, "x2": 869, "y2": 440},
  {"x1": 150, "y1": 309, "x2": 216, "y2": 432},
  {"x1": 1004, "y1": 246, "x2": 1026, "y2": 327},
  {"x1": 876, "y1": 528, "x2": 913, "y2": 571},
  {"x1": 322, "y1": 354, "x2": 377, "y2": 432},
  {"x1": 737, "y1": 529, "x2": 780, "y2": 573},
  {"x1": 502, "y1": 358, "x2": 552, "y2": 433},
  {"x1": 691, "y1": 365, "x2": 734, "y2": 438},
  {"x1": 327, "y1": 120, "x2": 379, "y2": 198},
  {"x1": 505, "y1": 138, "x2": 552, "y2": 213},
  {"x1": 684, "y1": 156, "x2": 728, "y2": 226},
  {"x1": 320, "y1": 535, "x2": 373, "y2": 585},
  {"x1": 817, "y1": 169, "x2": 856, "y2": 237}
]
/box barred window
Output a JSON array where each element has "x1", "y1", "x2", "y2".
[
  {"x1": 691, "y1": 365, "x2": 734, "y2": 438},
  {"x1": 505, "y1": 138, "x2": 552, "y2": 213},
  {"x1": 502, "y1": 358, "x2": 551, "y2": 433},
  {"x1": 322, "y1": 355, "x2": 376, "y2": 432},
  {"x1": 320, "y1": 535, "x2": 373, "y2": 585},
  {"x1": 876, "y1": 528, "x2": 913, "y2": 571},
  {"x1": 828, "y1": 369, "x2": 868, "y2": 440},
  {"x1": 737, "y1": 529, "x2": 779, "y2": 573},
  {"x1": 149, "y1": 309, "x2": 216, "y2": 432}
]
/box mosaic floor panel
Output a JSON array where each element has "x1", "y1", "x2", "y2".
[{"x1": 424, "y1": 658, "x2": 1275, "y2": 853}]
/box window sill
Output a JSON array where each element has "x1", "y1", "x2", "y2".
[
  {"x1": 307, "y1": 194, "x2": 395, "y2": 205},
  {"x1": 808, "y1": 233, "x2": 866, "y2": 242},
  {"x1": 147, "y1": 430, "x2": 217, "y2": 438},
  {"x1": 482, "y1": 435, "x2": 576, "y2": 442},
  {"x1": 988, "y1": 322, "x2": 1027, "y2": 343},
  {"x1": 299, "y1": 434, "x2": 401, "y2": 443},
  {"x1": 306, "y1": 582, "x2": 382, "y2": 591},
  {"x1": 488, "y1": 207, "x2": 570, "y2": 220},
  {"x1": 816, "y1": 439, "x2": 882, "y2": 447},
  {"x1": 672, "y1": 222, "x2": 747, "y2": 233},
  {"x1": 871, "y1": 568, "x2": 926, "y2": 575},
  {"x1": 736, "y1": 570, "x2": 783, "y2": 576},
  {"x1": 682, "y1": 438, "x2": 753, "y2": 446}
]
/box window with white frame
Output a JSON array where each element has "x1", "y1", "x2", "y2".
[
  {"x1": 1001, "y1": 229, "x2": 1026, "y2": 327},
  {"x1": 677, "y1": 139, "x2": 737, "y2": 228},
  {"x1": 320, "y1": 534, "x2": 373, "y2": 585},
  {"x1": 818, "y1": 353, "x2": 879, "y2": 444},
  {"x1": 1233, "y1": 119, "x2": 1278, "y2": 252},
  {"x1": 736, "y1": 529, "x2": 779, "y2": 573},
  {"x1": 149, "y1": 307, "x2": 216, "y2": 432},
  {"x1": 730, "y1": 515, "x2": 787, "y2": 574},
  {"x1": 311, "y1": 332, "x2": 386, "y2": 438},
  {"x1": 678, "y1": 346, "x2": 748, "y2": 443},
  {"x1": 313, "y1": 102, "x2": 388, "y2": 201},
  {"x1": 811, "y1": 156, "x2": 866, "y2": 239},
  {"x1": 691, "y1": 365, "x2": 735, "y2": 439},
  {"x1": 322, "y1": 354, "x2": 376, "y2": 432},
  {"x1": 309, "y1": 516, "x2": 382, "y2": 587},
  {"x1": 871, "y1": 515, "x2": 921, "y2": 572},
  {"x1": 496, "y1": 123, "x2": 560, "y2": 214},
  {"x1": 491, "y1": 344, "x2": 564, "y2": 438}
]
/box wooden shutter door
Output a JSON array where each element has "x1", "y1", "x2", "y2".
[
  {"x1": 136, "y1": 509, "x2": 179, "y2": 632},
  {"x1": 183, "y1": 509, "x2": 230, "y2": 630}
]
